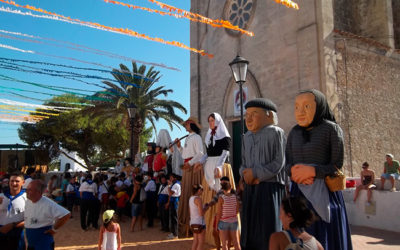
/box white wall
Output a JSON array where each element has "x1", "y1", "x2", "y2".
[
  {"x1": 59, "y1": 151, "x2": 86, "y2": 172},
  {"x1": 343, "y1": 188, "x2": 400, "y2": 232}
]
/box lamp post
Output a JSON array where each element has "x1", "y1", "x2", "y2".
[
  {"x1": 229, "y1": 55, "x2": 249, "y2": 136},
  {"x1": 127, "y1": 103, "x2": 137, "y2": 163}
]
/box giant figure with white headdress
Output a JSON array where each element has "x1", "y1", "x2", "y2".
[
  {"x1": 196, "y1": 112, "x2": 236, "y2": 246},
  {"x1": 175, "y1": 117, "x2": 204, "y2": 237}
]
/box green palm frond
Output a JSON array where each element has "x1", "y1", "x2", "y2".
[{"x1": 93, "y1": 61, "x2": 187, "y2": 156}]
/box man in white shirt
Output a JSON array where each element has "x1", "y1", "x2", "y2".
[
  {"x1": 144, "y1": 173, "x2": 157, "y2": 227},
  {"x1": 115, "y1": 159, "x2": 123, "y2": 174},
  {"x1": 166, "y1": 174, "x2": 181, "y2": 239},
  {"x1": 25, "y1": 179, "x2": 70, "y2": 250},
  {"x1": 0, "y1": 172, "x2": 27, "y2": 249},
  {"x1": 79, "y1": 174, "x2": 98, "y2": 231}
]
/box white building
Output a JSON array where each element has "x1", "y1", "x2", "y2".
[{"x1": 59, "y1": 151, "x2": 87, "y2": 172}]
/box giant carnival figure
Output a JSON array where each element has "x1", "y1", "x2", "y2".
[
  {"x1": 240, "y1": 98, "x2": 286, "y2": 249},
  {"x1": 286, "y1": 89, "x2": 352, "y2": 250},
  {"x1": 175, "y1": 117, "x2": 204, "y2": 237}
]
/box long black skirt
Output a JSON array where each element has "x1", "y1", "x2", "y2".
[{"x1": 240, "y1": 182, "x2": 285, "y2": 250}]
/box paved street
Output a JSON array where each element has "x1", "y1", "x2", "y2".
[{"x1": 351, "y1": 225, "x2": 400, "y2": 250}]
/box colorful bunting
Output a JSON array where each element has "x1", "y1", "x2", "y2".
[
  {"x1": 0, "y1": 56, "x2": 157, "y2": 82},
  {"x1": 0, "y1": 105, "x2": 60, "y2": 116},
  {"x1": 0, "y1": 28, "x2": 180, "y2": 71},
  {"x1": 0, "y1": 1, "x2": 213, "y2": 57},
  {"x1": 0, "y1": 98, "x2": 80, "y2": 111},
  {"x1": 0, "y1": 55, "x2": 140, "y2": 88},
  {"x1": 105, "y1": 0, "x2": 254, "y2": 37},
  {"x1": 0, "y1": 114, "x2": 43, "y2": 123},
  {"x1": 274, "y1": 0, "x2": 299, "y2": 9}
]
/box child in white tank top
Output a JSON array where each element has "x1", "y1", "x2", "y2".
[
  {"x1": 189, "y1": 184, "x2": 206, "y2": 250},
  {"x1": 98, "y1": 210, "x2": 121, "y2": 250}
]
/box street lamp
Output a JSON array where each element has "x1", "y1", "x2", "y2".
[
  {"x1": 229, "y1": 55, "x2": 249, "y2": 136},
  {"x1": 127, "y1": 103, "x2": 137, "y2": 162}
]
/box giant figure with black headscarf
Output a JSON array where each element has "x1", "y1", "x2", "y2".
[
  {"x1": 286, "y1": 89, "x2": 352, "y2": 249},
  {"x1": 240, "y1": 98, "x2": 286, "y2": 250}
]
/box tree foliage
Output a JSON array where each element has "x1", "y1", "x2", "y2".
[
  {"x1": 18, "y1": 95, "x2": 130, "y2": 168},
  {"x1": 89, "y1": 62, "x2": 187, "y2": 157}
]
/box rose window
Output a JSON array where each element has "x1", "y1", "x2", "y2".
[{"x1": 224, "y1": 0, "x2": 256, "y2": 36}]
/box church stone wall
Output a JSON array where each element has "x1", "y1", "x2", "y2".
[
  {"x1": 190, "y1": 0, "x2": 400, "y2": 177},
  {"x1": 334, "y1": 39, "x2": 400, "y2": 176},
  {"x1": 190, "y1": 0, "x2": 323, "y2": 135}
]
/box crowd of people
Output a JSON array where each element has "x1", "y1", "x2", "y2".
[{"x1": 3, "y1": 89, "x2": 398, "y2": 249}]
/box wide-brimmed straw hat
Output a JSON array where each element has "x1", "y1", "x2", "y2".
[{"x1": 181, "y1": 116, "x2": 202, "y2": 129}]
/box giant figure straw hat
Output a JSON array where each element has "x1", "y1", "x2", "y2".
[{"x1": 181, "y1": 116, "x2": 202, "y2": 129}]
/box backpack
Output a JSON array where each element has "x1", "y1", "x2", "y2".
[{"x1": 283, "y1": 230, "x2": 304, "y2": 250}]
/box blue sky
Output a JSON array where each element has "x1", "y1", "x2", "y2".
[{"x1": 0, "y1": 0, "x2": 192, "y2": 144}]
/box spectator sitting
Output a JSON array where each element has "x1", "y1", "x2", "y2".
[
  {"x1": 380, "y1": 154, "x2": 400, "y2": 192},
  {"x1": 269, "y1": 197, "x2": 323, "y2": 250},
  {"x1": 353, "y1": 162, "x2": 376, "y2": 204}
]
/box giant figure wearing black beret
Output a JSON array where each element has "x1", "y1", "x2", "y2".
[{"x1": 239, "y1": 98, "x2": 286, "y2": 249}]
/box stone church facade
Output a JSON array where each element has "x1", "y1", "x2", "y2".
[{"x1": 190, "y1": 0, "x2": 400, "y2": 177}]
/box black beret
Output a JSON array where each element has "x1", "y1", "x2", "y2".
[
  {"x1": 147, "y1": 142, "x2": 156, "y2": 147},
  {"x1": 245, "y1": 98, "x2": 277, "y2": 112}
]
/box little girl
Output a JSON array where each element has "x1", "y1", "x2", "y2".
[
  {"x1": 98, "y1": 210, "x2": 122, "y2": 250},
  {"x1": 189, "y1": 184, "x2": 206, "y2": 250},
  {"x1": 216, "y1": 179, "x2": 240, "y2": 250}
]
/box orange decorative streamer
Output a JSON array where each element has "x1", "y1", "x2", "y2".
[
  {"x1": 105, "y1": 0, "x2": 254, "y2": 37},
  {"x1": 0, "y1": 0, "x2": 213, "y2": 57},
  {"x1": 0, "y1": 105, "x2": 60, "y2": 116},
  {"x1": 0, "y1": 114, "x2": 45, "y2": 123},
  {"x1": 274, "y1": 0, "x2": 299, "y2": 9}
]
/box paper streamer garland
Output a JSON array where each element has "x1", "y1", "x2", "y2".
[
  {"x1": 104, "y1": 0, "x2": 254, "y2": 37},
  {"x1": 0, "y1": 43, "x2": 34, "y2": 53},
  {"x1": 0, "y1": 105, "x2": 60, "y2": 116},
  {"x1": 0, "y1": 73, "x2": 98, "y2": 95},
  {"x1": 0, "y1": 54, "x2": 140, "y2": 88},
  {"x1": 0, "y1": 114, "x2": 44, "y2": 123},
  {"x1": 0, "y1": 56, "x2": 157, "y2": 83},
  {"x1": 274, "y1": 0, "x2": 299, "y2": 9},
  {"x1": 0, "y1": 1, "x2": 213, "y2": 57},
  {"x1": 0, "y1": 98, "x2": 80, "y2": 111},
  {"x1": 0, "y1": 92, "x2": 94, "y2": 107},
  {"x1": 0, "y1": 42, "x2": 139, "y2": 87},
  {"x1": 0, "y1": 28, "x2": 180, "y2": 71},
  {"x1": 0, "y1": 84, "x2": 111, "y2": 102}
]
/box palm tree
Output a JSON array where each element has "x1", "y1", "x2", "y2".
[{"x1": 91, "y1": 62, "x2": 187, "y2": 157}]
